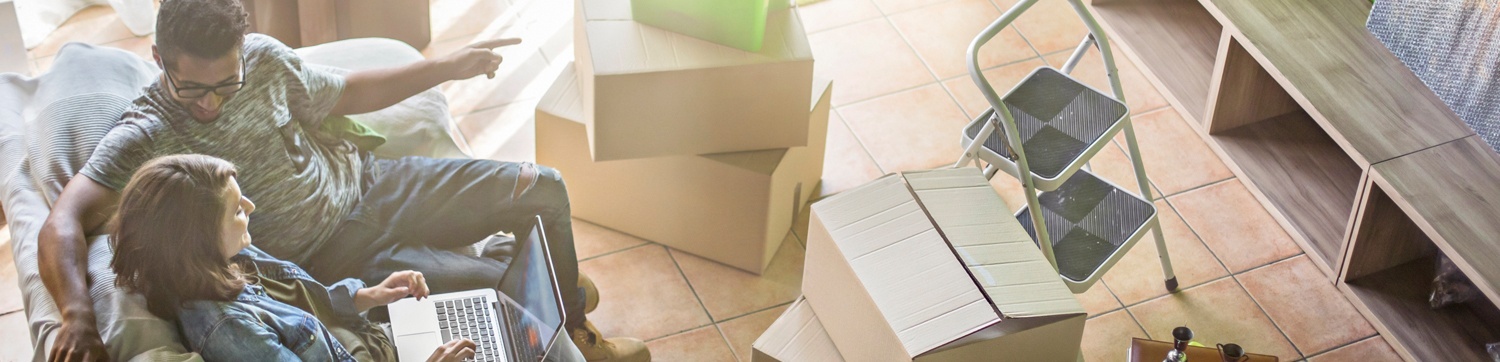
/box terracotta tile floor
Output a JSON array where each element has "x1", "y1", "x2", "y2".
[{"x1": 2, "y1": 0, "x2": 1401, "y2": 361}]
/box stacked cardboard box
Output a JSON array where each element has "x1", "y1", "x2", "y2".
[
  {"x1": 573, "y1": 0, "x2": 814, "y2": 161},
  {"x1": 541, "y1": 0, "x2": 825, "y2": 274},
  {"x1": 1, "y1": 0, "x2": 25, "y2": 74},
  {"x1": 757, "y1": 168, "x2": 1085, "y2": 361},
  {"x1": 537, "y1": 63, "x2": 830, "y2": 273}
]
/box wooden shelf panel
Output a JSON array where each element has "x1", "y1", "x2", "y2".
[
  {"x1": 1342, "y1": 179, "x2": 1435, "y2": 282},
  {"x1": 1204, "y1": 33, "x2": 1301, "y2": 134},
  {"x1": 1091, "y1": 0, "x2": 1221, "y2": 121},
  {"x1": 1344, "y1": 258, "x2": 1500, "y2": 362},
  {"x1": 1211, "y1": 111, "x2": 1362, "y2": 274},
  {"x1": 1203, "y1": 0, "x2": 1471, "y2": 163}
]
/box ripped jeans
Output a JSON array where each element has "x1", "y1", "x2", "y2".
[{"x1": 304, "y1": 156, "x2": 586, "y2": 329}]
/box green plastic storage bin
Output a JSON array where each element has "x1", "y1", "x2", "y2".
[{"x1": 630, "y1": 0, "x2": 792, "y2": 52}]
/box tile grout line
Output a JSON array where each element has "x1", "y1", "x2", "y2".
[
  {"x1": 1296, "y1": 334, "x2": 1383, "y2": 361},
  {"x1": 831, "y1": 108, "x2": 889, "y2": 175},
  {"x1": 664, "y1": 247, "x2": 722, "y2": 323},
  {"x1": 1121, "y1": 274, "x2": 1227, "y2": 311},
  {"x1": 881, "y1": 8, "x2": 947, "y2": 90},
  {"x1": 1231, "y1": 253, "x2": 1307, "y2": 277},
  {"x1": 716, "y1": 301, "x2": 795, "y2": 326},
  {"x1": 988, "y1": 0, "x2": 1050, "y2": 69},
  {"x1": 1160, "y1": 193, "x2": 1235, "y2": 275},
  {"x1": 1229, "y1": 273, "x2": 1309, "y2": 360},
  {"x1": 834, "y1": 52, "x2": 1049, "y2": 110},
  {"x1": 577, "y1": 242, "x2": 653, "y2": 263},
  {"x1": 712, "y1": 323, "x2": 742, "y2": 362},
  {"x1": 1085, "y1": 279, "x2": 1129, "y2": 319},
  {"x1": 1159, "y1": 176, "x2": 1236, "y2": 201}
]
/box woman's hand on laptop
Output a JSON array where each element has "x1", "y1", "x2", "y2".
[
  {"x1": 354, "y1": 270, "x2": 431, "y2": 312},
  {"x1": 427, "y1": 339, "x2": 477, "y2": 362}
]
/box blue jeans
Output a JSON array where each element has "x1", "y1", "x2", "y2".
[{"x1": 304, "y1": 156, "x2": 586, "y2": 328}]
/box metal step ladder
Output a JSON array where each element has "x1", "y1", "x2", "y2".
[{"x1": 953, "y1": 0, "x2": 1178, "y2": 294}]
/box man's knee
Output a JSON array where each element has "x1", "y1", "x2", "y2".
[{"x1": 512, "y1": 163, "x2": 567, "y2": 202}]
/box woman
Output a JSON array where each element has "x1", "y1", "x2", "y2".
[{"x1": 109, "y1": 154, "x2": 473, "y2": 361}]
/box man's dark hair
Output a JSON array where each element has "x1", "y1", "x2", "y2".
[{"x1": 155, "y1": 0, "x2": 249, "y2": 67}]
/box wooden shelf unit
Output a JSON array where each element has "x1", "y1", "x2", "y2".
[
  {"x1": 1090, "y1": 0, "x2": 1221, "y2": 123},
  {"x1": 1086, "y1": 0, "x2": 1500, "y2": 360}
]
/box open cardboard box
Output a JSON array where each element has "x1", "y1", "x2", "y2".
[
  {"x1": 752, "y1": 296, "x2": 845, "y2": 362},
  {"x1": 536, "y1": 62, "x2": 830, "y2": 273},
  {"x1": 573, "y1": 0, "x2": 814, "y2": 161},
  {"x1": 803, "y1": 168, "x2": 1086, "y2": 361}
]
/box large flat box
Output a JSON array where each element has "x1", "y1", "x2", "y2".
[
  {"x1": 1, "y1": 0, "x2": 25, "y2": 74},
  {"x1": 537, "y1": 63, "x2": 830, "y2": 273},
  {"x1": 574, "y1": 0, "x2": 814, "y2": 161},
  {"x1": 803, "y1": 168, "x2": 1086, "y2": 361},
  {"x1": 752, "y1": 296, "x2": 845, "y2": 362}
]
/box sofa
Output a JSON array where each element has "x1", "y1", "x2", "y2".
[{"x1": 1, "y1": 37, "x2": 470, "y2": 361}]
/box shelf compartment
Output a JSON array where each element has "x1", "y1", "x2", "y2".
[
  {"x1": 1343, "y1": 258, "x2": 1500, "y2": 362},
  {"x1": 1345, "y1": 136, "x2": 1500, "y2": 361},
  {"x1": 1210, "y1": 111, "x2": 1362, "y2": 279},
  {"x1": 1089, "y1": 0, "x2": 1222, "y2": 122},
  {"x1": 1205, "y1": 33, "x2": 1302, "y2": 133}
]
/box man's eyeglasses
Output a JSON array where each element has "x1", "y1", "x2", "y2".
[{"x1": 162, "y1": 56, "x2": 246, "y2": 99}]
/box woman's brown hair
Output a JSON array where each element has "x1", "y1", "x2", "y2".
[{"x1": 110, "y1": 154, "x2": 245, "y2": 319}]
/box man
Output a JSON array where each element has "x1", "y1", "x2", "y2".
[{"x1": 36, "y1": 0, "x2": 649, "y2": 361}]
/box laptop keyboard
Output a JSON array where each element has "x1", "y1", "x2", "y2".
[
  {"x1": 502, "y1": 301, "x2": 544, "y2": 362},
  {"x1": 437, "y1": 297, "x2": 503, "y2": 361}
]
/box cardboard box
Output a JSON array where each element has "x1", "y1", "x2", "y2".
[
  {"x1": 630, "y1": 0, "x2": 791, "y2": 52},
  {"x1": 243, "y1": 0, "x2": 432, "y2": 50},
  {"x1": 1, "y1": 0, "x2": 26, "y2": 74},
  {"x1": 574, "y1": 0, "x2": 814, "y2": 161},
  {"x1": 752, "y1": 296, "x2": 845, "y2": 362},
  {"x1": 536, "y1": 63, "x2": 830, "y2": 273},
  {"x1": 803, "y1": 168, "x2": 1086, "y2": 361}
]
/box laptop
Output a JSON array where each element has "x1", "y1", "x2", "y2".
[{"x1": 389, "y1": 215, "x2": 566, "y2": 362}]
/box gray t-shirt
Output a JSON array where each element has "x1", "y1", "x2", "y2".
[{"x1": 81, "y1": 34, "x2": 363, "y2": 264}]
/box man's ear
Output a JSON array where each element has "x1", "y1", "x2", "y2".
[{"x1": 151, "y1": 45, "x2": 164, "y2": 70}]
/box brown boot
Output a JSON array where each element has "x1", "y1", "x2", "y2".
[
  {"x1": 571, "y1": 321, "x2": 649, "y2": 362},
  {"x1": 579, "y1": 272, "x2": 600, "y2": 314}
]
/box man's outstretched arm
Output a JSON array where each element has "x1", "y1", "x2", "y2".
[
  {"x1": 329, "y1": 38, "x2": 521, "y2": 117},
  {"x1": 38, "y1": 176, "x2": 120, "y2": 362}
]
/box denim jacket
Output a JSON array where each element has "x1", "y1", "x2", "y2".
[{"x1": 176, "y1": 246, "x2": 366, "y2": 362}]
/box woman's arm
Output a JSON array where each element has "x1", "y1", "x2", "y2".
[
  {"x1": 353, "y1": 270, "x2": 430, "y2": 312},
  {"x1": 324, "y1": 277, "x2": 368, "y2": 324},
  {"x1": 198, "y1": 317, "x2": 304, "y2": 361}
]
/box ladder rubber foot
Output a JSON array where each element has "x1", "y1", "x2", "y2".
[{"x1": 1165, "y1": 277, "x2": 1179, "y2": 293}]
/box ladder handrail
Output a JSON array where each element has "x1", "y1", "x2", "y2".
[{"x1": 965, "y1": 0, "x2": 1056, "y2": 268}]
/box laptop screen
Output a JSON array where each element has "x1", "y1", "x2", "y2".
[{"x1": 498, "y1": 217, "x2": 564, "y2": 350}]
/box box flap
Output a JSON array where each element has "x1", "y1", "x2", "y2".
[
  {"x1": 753, "y1": 297, "x2": 846, "y2": 361},
  {"x1": 809, "y1": 174, "x2": 1000, "y2": 357},
  {"x1": 580, "y1": 0, "x2": 813, "y2": 75},
  {"x1": 902, "y1": 169, "x2": 1084, "y2": 319},
  {"x1": 538, "y1": 63, "x2": 585, "y2": 121}
]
